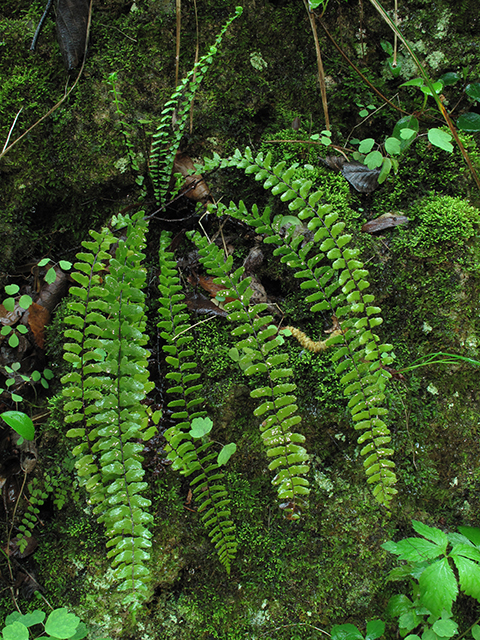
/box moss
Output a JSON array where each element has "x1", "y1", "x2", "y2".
[{"x1": 392, "y1": 194, "x2": 480, "y2": 257}]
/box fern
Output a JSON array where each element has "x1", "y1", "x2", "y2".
[
  {"x1": 61, "y1": 211, "x2": 155, "y2": 609},
  {"x1": 149, "y1": 6, "x2": 242, "y2": 206},
  {"x1": 189, "y1": 231, "x2": 310, "y2": 519},
  {"x1": 199, "y1": 148, "x2": 397, "y2": 508},
  {"x1": 157, "y1": 231, "x2": 237, "y2": 572}
]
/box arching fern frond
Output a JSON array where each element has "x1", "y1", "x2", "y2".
[
  {"x1": 157, "y1": 231, "x2": 237, "y2": 572},
  {"x1": 61, "y1": 211, "x2": 155, "y2": 609},
  {"x1": 149, "y1": 6, "x2": 242, "y2": 206},
  {"x1": 189, "y1": 232, "x2": 310, "y2": 520},
  {"x1": 202, "y1": 147, "x2": 397, "y2": 508}
]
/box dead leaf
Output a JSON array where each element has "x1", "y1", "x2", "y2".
[
  {"x1": 8, "y1": 535, "x2": 38, "y2": 559},
  {"x1": 173, "y1": 152, "x2": 211, "y2": 204},
  {"x1": 341, "y1": 162, "x2": 380, "y2": 193},
  {"x1": 27, "y1": 303, "x2": 50, "y2": 350},
  {"x1": 187, "y1": 274, "x2": 237, "y2": 303},
  {"x1": 361, "y1": 212, "x2": 409, "y2": 233},
  {"x1": 56, "y1": 0, "x2": 90, "y2": 71},
  {"x1": 184, "y1": 292, "x2": 228, "y2": 317},
  {"x1": 321, "y1": 157, "x2": 380, "y2": 193}
]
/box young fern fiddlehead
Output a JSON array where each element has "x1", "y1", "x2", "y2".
[
  {"x1": 61, "y1": 211, "x2": 155, "y2": 609},
  {"x1": 157, "y1": 231, "x2": 237, "y2": 572},
  {"x1": 189, "y1": 232, "x2": 310, "y2": 520},
  {"x1": 200, "y1": 148, "x2": 397, "y2": 508},
  {"x1": 149, "y1": 6, "x2": 242, "y2": 206}
]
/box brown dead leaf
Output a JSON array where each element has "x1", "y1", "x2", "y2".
[
  {"x1": 187, "y1": 274, "x2": 237, "y2": 303},
  {"x1": 27, "y1": 303, "x2": 50, "y2": 350},
  {"x1": 361, "y1": 212, "x2": 409, "y2": 233},
  {"x1": 173, "y1": 152, "x2": 211, "y2": 204}
]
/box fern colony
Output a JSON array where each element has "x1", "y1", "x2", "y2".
[{"x1": 60, "y1": 5, "x2": 396, "y2": 611}]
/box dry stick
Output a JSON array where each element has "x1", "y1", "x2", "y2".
[
  {"x1": 393, "y1": 0, "x2": 398, "y2": 67},
  {"x1": 0, "y1": 0, "x2": 93, "y2": 161},
  {"x1": 368, "y1": 0, "x2": 480, "y2": 191},
  {"x1": 318, "y1": 17, "x2": 409, "y2": 115},
  {"x1": 1, "y1": 108, "x2": 23, "y2": 154},
  {"x1": 175, "y1": 0, "x2": 181, "y2": 87},
  {"x1": 189, "y1": 0, "x2": 200, "y2": 134},
  {"x1": 303, "y1": 0, "x2": 330, "y2": 130}
]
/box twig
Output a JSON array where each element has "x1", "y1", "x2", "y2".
[
  {"x1": 175, "y1": 0, "x2": 181, "y2": 87},
  {"x1": 303, "y1": 0, "x2": 330, "y2": 130},
  {"x1": 1, "y1": 108, "x2": 23, "y2": 154}
]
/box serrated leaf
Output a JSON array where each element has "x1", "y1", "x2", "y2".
[
  {"x1": 452, "y1": 555, "x2": 480, "y2": 601},
  {"x1": 419, "y1": 558, "x2": 458, "y2": 617}
]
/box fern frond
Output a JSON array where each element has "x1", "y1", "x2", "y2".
[
  {"x1": 157, "y1": 231, "x2": 237, "y2": 571},
  {"x1": 149, "y1": 7, "x2": 242, "y2": 205},
  {"x1": 189, "y1": 232, "x2": 310, "y2": 520},
  {"x1": 61, "y1": 212, "x2": 155, "y2": 609},
  {"x1": 204, "y1": 148, "x2": 397, "y2": 508}
]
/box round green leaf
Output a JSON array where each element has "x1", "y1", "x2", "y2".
[
  {"x1": 45, "y1": 608, "x2": 80, "y2": 639},
  {"x1": 19, "y1": 610, "x2": 46, "y2": 626},
  {"x1": 4, "y1": 285, "x2": 19, "y2": 295},
  {"x1": 37, "y1": 258, "x2": 50, "y2": 267},
  {"x1": 3, "y1": 297, "x2": 15, "y2": 312},
  {"x1": 427, "y1": 128, "x2": 453, "y2": 153},
  {"x1": 217, "y1": 443, "x2": 237, "y2": 466},
  {"x1": 17, "y1": 325, "x2": 29, "y2": 334},
  {"x1": 399, "y1": 127, "x2": 416, "y2": 140},
  {"x1": 364, "y1": 150, "x2": 384, "y2": 169},
  {"x1": 384, "y1": 137, "x2": 401, "y2": 155},
  {"x1": 59, "y1": 260, "x2": 73, "y2": 271},
  {"x1": 2, "y1": 621, "x2": 29, "y2": 640},
  {"x1": 466, "y1": 83, "x2": 480, "y2": 102},
  {"x1": 1, "y1": 411, "x2": 35, "y2": 440},
  {"x1": 1, "y1": 326, "x2": 12, "y2": 336},
  {"x1": 432, "y1": 618, "x2": 458, "y2": 637},
  {"x1": 189, "y1": 417, "x2": 213, "y2": 439},
  {"x1": 471, "y1": 624, "x2": 480, "y2": 640},
  {"x1": 19, "y1": 295, "x2": 32, "y2": 310},
  {"x1": 11, "y1": 393, "x2": 23, "y2": 402},
  {"x1": 358, "y1": 138, "x2": 375, "y2": 153},
  {"x1": 457, "y1": 112, "x2": 480, "y2": 132}
]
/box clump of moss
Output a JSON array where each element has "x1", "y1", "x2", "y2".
[{"x1": 393, "y1": 194, "x2": 480, "y2": 257}]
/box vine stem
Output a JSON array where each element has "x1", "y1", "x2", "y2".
[{"x1": 303, "y1": 0, "x2": 330, "y2": 130}]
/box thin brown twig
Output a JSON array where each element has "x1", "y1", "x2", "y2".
[
  {"x1": 189, "y1": 0, "x2": 199, "y2": 134},
  {"x1": 303, "y1": 0, "x2": 330, "y2": 130},
  {"x1": 175, "y1": 0, "x2": 181, "y2": 87}
]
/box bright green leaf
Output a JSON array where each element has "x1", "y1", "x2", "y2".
[
  {"x1": 427, "y1": 128, "x2": 453, "y2": 153},
  {"x1": 45, "y1": 267, "x2": 57, "y2": 285},
  {"x1": 45, "y1": 608, "x2": 80, "y2": 639},
  {"x1": 1, "y1": 411, "x2": 35, "y2": 440},
  {"x1": 217, "y1": 443, "x2": 237, "y2": 466}
]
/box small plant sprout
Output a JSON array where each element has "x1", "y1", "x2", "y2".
[
  {"x1": 310, "y1": 129, "x2": 332, "y2": 146},
  {"x1": 37, "y1": 257, "x2": 73, "y2": 284}
]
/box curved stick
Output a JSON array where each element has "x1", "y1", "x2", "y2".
[{"x1": 30, "y1": 0, "x2": 54, "y2": 51}]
